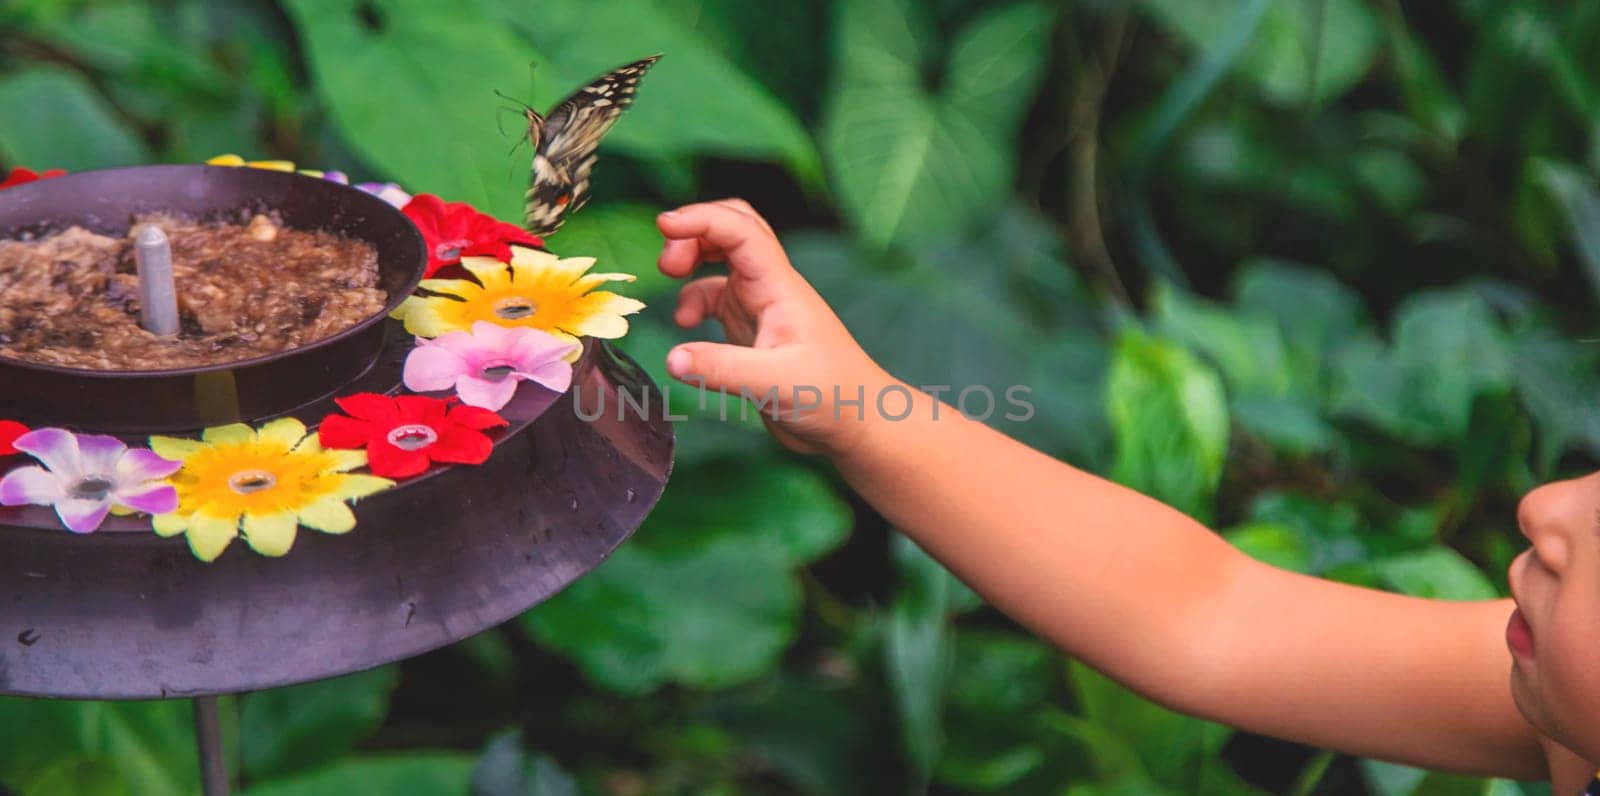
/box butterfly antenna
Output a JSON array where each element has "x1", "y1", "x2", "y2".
[
  {"x1": 494, "y1": 104, "x2": 527, "y2": 139},
  {"x1": 493, "y1": 88, "x2": 536, "y2": 115}
]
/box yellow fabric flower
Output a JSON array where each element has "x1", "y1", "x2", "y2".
[
  {"x1": 206, "y1": 153, "x2": 297, "y2": 172},
  {"x1": 391, "y1": 246, "x2": 644, "y2": 362},
  {"x1": 149, "y1": 418, "x2": 394, "y2": 562}
]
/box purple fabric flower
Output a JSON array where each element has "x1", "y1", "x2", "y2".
[
  {"x1": 0, "y1": 428, "x2": 180, "y2": 533},
  {"x1": 403, "y1": 321, "x2": 577, "y2": 411},
  {"x1": 320, "y1": 170, "x2": 409, "y2": 208},
  {"x1": 358, "y1": 182, "x2": 411, "y2": 208}
]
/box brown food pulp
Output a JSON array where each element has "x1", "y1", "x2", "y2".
[{"x1": 0, "y1": 213, "x2": 386, "y2": 370}]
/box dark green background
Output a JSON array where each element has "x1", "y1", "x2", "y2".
[{"x1": 1, "y1": 0, "x2": 1596, "y2": 793}]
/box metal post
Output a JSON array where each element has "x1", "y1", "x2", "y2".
[{"x1": 192, "y1": 696, "x2": 229, "y2": 796}]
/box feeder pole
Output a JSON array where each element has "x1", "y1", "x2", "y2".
[
  {"x1": 193, "y1": 696, "x2": 230, "y2": 796},
  {"x1": 134, "y1": 225, "x2": 180, "y2": 336}
]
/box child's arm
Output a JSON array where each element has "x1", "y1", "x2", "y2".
[{"x1": 657, "y1": 201, "x2": 1546, "y2": 778}]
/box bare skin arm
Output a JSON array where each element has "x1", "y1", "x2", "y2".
[
  {"x1": 835, "y1": 387, "x2": 1543, "y2": 777},
  {"x1": 656, "y1": 200, "x2": 1549, "y2": 779}
]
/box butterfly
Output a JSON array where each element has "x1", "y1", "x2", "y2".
[{"x1": 521, "y1": 55, "x2": 661, "y2": 236}]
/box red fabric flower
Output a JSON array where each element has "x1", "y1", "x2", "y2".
[
  {"x1": 0, "y1": 167, "x2": 66, "y2": 191},
  {"x1": 0, "y1": 420, "x2": 28, "y2": 456},
  {"x1": 401, "y1": 193, "x2": 544, "y2": 277},
  {"x1": 317, "y1": 393, "x2": 508, "y2": 478}
]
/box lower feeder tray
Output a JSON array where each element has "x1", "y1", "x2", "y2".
[
  {"x1": 0, "y1": 332, "x2": 673, "y2": 699},
  {"x1": 0, "y1": 166, "x2": 674, "y2": 791}
]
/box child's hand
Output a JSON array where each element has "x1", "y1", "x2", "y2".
[{"x1": 657, "y1": 200, "x2": 889, "y2": 456}]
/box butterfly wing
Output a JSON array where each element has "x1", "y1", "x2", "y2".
[{"x1": 523, "y1": 55, "x2": 660, "y2": 236}]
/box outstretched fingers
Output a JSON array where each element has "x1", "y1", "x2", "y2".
[
  {"x1": 666, "y1": 341, "x2": 785, "y2": 397},
  {"x1": 675, "y1": 276, "x2": 727, "y2": 328},
  {"x1": 709, "y1": 197, "x2": 774, "y2": 236},
  {"x1": 656, "y1": 202, "x2": 788, "y2": 281}
]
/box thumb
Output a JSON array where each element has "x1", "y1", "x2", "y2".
[{"x1": 666, "y1": 342, "x2": 784, "y2": 397}]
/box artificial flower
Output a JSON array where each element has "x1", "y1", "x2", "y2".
[
  {"x1": 149, "y1": 418, "x2": 394, "y2": 562},
  {"x1": 0, "y1": 420, "x2": 27, "y2": 456},
  {"x1": 318, "y1": 393, "x2": 508, "y2": 478},
  {"x1": 319, "y1": 170, "x2": 412, "y2": 209},
  {"x1": 205, "y1": 153, "x2": 295, "y2": 172},
  {"x1": 393, "y1": 246, "x2": 643, "y2": 359},
  {"x1": 401, "y1": 194, "x2": 544, "y2": 277},
  {"x1": 0, "y1": 166, "x2": 66, "y2": 191},
  {"x1": 358, "y1": 182, "x2": 412, "y2": 209},
  {"x1": 207, "y1": 154, "x2": 412, "y2": 208},
  {"x1": 403, "y1": 321, "x2": 577, "y2": 411},
  {"x1": 0, "y1": 428, "x2": 179, "y2": 534}
]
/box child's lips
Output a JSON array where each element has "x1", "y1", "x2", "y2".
[
  {"x1": 1507, "y1": 607, "x2": 1535, "y2": 659},
  {"x1": 1505, "y1": 551, "x2": 1534, "y2": 660}
]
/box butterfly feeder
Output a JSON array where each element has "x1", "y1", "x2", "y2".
[{"x1": 0, "y1": 165, "x2": 674, "y2": 794}]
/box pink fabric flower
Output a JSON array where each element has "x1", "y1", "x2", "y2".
[
  {"x1": 403, "y1": 321, "x2": 578, "y2": 410},
  {"x1": 0, "y1": 428, "x2": 180, "y2": 533}
]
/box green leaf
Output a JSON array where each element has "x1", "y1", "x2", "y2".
[
  {"x1": 0, "y1": 65, "x2": 150, "y2": 170},
  {"x1": 1378, "y1": 7, "x2": 1466, "y2": 144},
  {"x1": 1106, "y1": 331, "x2": 1230, "y2": 522},
  {"x1": 33, "y1": 4, "x2": 231, "y2": 100},
  {"x1": 1362, "y1": 759, "x2": 1428, "y2": 796},
  {"x1": 885, "y1": 535, "x2": 955, "y2": 786},
  {"x1": 1170, "y1": 119, "x2": 1359, "y2": 225},
  {"x1": 0, "y1": 698, "x2": 200, "y2": 796},
  {"x1": 700, "y1": 675, "x2": 898, "y2": 796},
  {"x1": 614, "y1": 314, "x2": 779, "y2": 470},
  {"x1": 281, "y1": 0, "x2": 543, "y2": 221},
  {"x1": 822, "y1": 0, "x2": 1053, "y2": 249},
  {"x1": 1138, "y1": 0, "x2": 1381, "y2": 106},
  {"x1": 471, "y1": 731, "x2": 577, "y2": 796},
  {"x1": 1067, "y1": 663, "x2": 1236, "y2": 789},
  {"x1": 1455, "y1": 392, "x2": 1525, "y2": 504},
  {"x1": 651, "y1": 0, "x2": 826, "y2": 115},
  {"x1": 1150, "y1": 282, "x2": 1292, "y2": 398},
  {"x1": 241, "y1": 755, "x2": 476, "y2": 796},
  {"x1": 21, "y1": 756, "x2": 128, "y2": 796},
  {"x1": 1223, "y1": 522, "x2": 1312, "y2": 573},
  {"x1": 1362, "y1": 759, "x2": 1524, "y2": 796},
  {"x1": 1228, "y1": 395, "x2": 1337, "y2": 456},
  {"x1": 791, "y1": 211, "x2": 1105, "y2": 458},
  {"x1": 1123, "y1": 0, "x2": 1271, "y2": 285},
  {"x1": 1535, "y1": 161, "x2": 1600, "y2": 310},
  {"x1": 1332, "y1": 288, "x2": 1513, "y2": 445},
  {"x1": 544, "y1": 203, "x2": 675, "y2": 300},
  {"x1": 523, "y1": 463, "x2": 851, "y2": 694},
  {"x1": 1372, "y1": 547, "x2": 1498, "y2": 601},
  {"x1": 1245, "y1": 492, "x2": 1370, "y2": 575},
  {"x1": 239, "y1": 666, "x2": 400, "y2": 781},
  {"x1": 163, "y1": 104, "x2": 262, "y2": 165},
  {"x1": 936, "y1": 632, "x2": 1055, "y2": 791},
  {"x1": 943, "y1": 1, "x2": 1058, "y2": 127},
  {"x1": 1508, "y1": 326, "x2": 1600, "y2": 475},
  {"x1": 493, "y1": 0, "x2": 820, "y2": 182},
  {"x1": 1149, "y1": 281, "x2": 1335, "y2": 454},
  {"x1": 1232, "y1": 259, "x2": 1371, "y2": 399},
  {"x1": 1351, "y1": 148, "x2": 1429, "y2": 216}
]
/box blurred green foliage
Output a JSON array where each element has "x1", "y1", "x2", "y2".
[{"x1": 2, "y1": 0, "x2": 1599, "y2": 793}]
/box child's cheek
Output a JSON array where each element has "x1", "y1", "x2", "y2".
[{"x1": 1544, "y1": 586, "x2": 1600, "y2": 754}]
